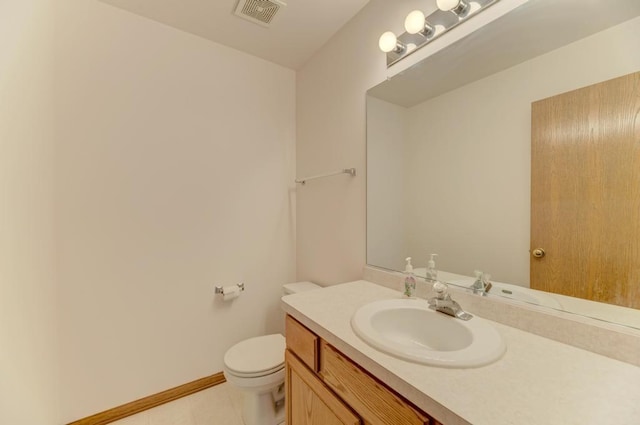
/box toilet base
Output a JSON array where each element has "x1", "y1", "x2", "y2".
[{"x1": 241, "y1": 383, "x2": 285, "y2": 425}]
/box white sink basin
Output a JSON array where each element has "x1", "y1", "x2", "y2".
[{"x1": 351, "y1": 298, "x2": 506, "y2": 368}]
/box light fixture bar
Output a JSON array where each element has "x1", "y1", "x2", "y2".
[{"x1": 381, "y1": 0, "x2": 501, "y2": 68}]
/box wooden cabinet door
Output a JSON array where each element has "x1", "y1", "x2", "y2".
[
  {"x1": 286, "y1": 315, "x2": 319, "y2": 372},
  {"x1": 319, "y1": 341, "x2": 431, "y2": 425},
  {"x1": 286, "y1": 350, "x2": 361, "y2": 425}
]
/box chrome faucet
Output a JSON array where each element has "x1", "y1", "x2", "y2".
[
  {"x1": 428, "y1": 281, "x2": 473, "y2": 321},
  {"x1": 470, "y1": 271, "x2": 492, "y2": 296}
]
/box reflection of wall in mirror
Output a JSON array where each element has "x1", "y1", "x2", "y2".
[
  {"x1": 367, "y1": 96, "x2": 407, "y2": 272},
  {"x1": 368, "y1": 15, "x2": 640, "y2": 287}
]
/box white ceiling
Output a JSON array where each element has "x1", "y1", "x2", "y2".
[{"x1": 99, "y1": 0, "x2": 371, "y2": 69}]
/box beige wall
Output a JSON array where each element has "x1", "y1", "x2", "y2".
[
  {"x1": 54, "y1": 1, "x2": 296, "y2": 421},
  {"x1": 0, "y1": 0, "x2": 60, "y2": 424},
  {"x1": 296, "y1": 0, "x2": 427, "y2": 285}
]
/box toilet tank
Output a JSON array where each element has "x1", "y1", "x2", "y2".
[{"x1": 282, "y1": 281, "x2": 321, "y2": 295}]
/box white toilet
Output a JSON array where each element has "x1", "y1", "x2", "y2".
[{"x1": 223, "y1": 281, "x2": 321, "y2": 425}]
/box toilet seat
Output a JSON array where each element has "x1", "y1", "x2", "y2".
[
  {"x1": 226, "y1": 363, "x2": 284, "y2": 378},
  {"x1": 224, "y1": 334, "x2": 285, "y2": 378},
  {"x1": 223, "y1": 366, "x2": 285, "y2": 392}
]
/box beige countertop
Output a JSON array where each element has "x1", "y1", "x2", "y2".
[{"x1": 281, "y1": 280, "x2": 640, "y2": 425}]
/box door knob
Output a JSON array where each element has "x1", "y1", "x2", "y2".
[{"x1": 532, "y1": 248, "x2": 546, "y2": 258}]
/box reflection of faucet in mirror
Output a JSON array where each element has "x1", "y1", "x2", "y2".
[
  {"x1": 470, "y1": 271, "x2": 492, "y2": 296},
  {"x1": 428, "y1": 281, "x2": 473, "y2": 321}
]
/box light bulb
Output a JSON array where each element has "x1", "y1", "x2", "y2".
[
  {"x1": 436, "y1": 0, "x2": 469, "y2": 15},
  {"x1": 436, "y1": 0, "x2": 459, "y2": 10},
  {"x1": 378, "y1": 31, "x2": 403, "y2": 53},
  {"x1": 404, "y1": 10, "x2": 426, "y2": 34}
]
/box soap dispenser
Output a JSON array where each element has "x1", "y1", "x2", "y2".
[
  {"x1": 403, "y1": 257, "x2": 417, "y2": 298},
  {"x1": 426, "y1": 254, "x2": 439, "y2": 281}
]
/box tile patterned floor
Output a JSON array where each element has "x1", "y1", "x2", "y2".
[{"x1": 111, "y1": 383, "x2": 245, "y2": 425}]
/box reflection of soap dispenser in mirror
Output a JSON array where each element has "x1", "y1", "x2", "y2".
[
  {"x1": 426, "y1": 254, "x2": 438, "y2": 281},
  {"x1": 404, "y1": 257, "x2": 417, "y2": 298},
  {"x1": 471, "y1": 270, "x2": 484, "y2": 293}
]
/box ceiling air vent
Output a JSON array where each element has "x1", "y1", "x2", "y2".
[{"x1": 234, "y1": 0, "x2": 287, "y2": 27}]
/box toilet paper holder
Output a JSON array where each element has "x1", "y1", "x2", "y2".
[{"x1": 215, "y1": 282, "x2": 245, "y2": 295}]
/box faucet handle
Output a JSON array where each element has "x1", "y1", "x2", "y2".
[
  {"x1": 433, "y1": 281, "x2": 449, "y2": 298},
  {"x1": 433, "y1": 281, "x2": 446, "y2": 292}
]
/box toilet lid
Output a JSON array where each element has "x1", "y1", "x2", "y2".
[{"x1": 224, "y1": 334, "x2": 285, "y2": 377}]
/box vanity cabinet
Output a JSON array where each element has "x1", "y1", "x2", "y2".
[
  {"x1": 285, "y1": 315, "x2": 441, "y2": 425},
  {"x1": 286, "y1": 350, "x2": 360, "y2": 425}
]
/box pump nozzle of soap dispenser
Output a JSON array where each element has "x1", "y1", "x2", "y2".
[{"x1": 405, "y1": 257, "x2": 414, "y2": 273}]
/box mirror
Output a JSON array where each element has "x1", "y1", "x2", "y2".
[{"x1": 366, "y1": 0, "x2": 640, "y2": 329}]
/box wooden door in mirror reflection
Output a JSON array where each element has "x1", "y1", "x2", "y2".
[{"x1": 531, "y1": 71, "x2": 640, "y2": 309}]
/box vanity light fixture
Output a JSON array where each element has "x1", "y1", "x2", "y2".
[{"x1": 379, "y1": 0, "x2": 500, "y2": 67}]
